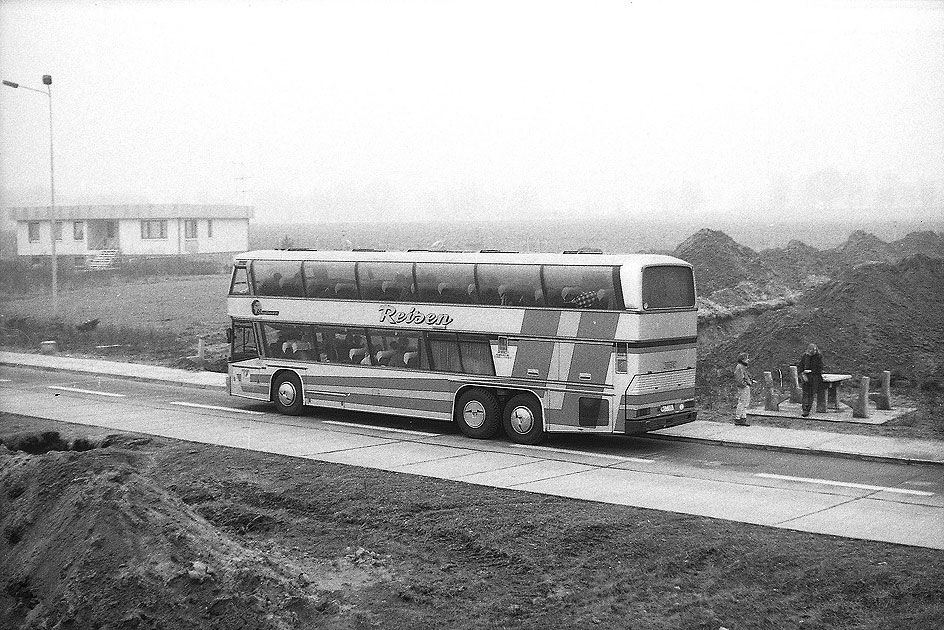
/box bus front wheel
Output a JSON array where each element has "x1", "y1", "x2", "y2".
[
  {"x1": 455, "y1": 389, "x2": 501, "y2": 439},
  {"x1": 503, "y1": 394, "x2": 544, "y2": 445},
  {"x1": 272, "y1": 372, "x2": 304, "y2": 415}
]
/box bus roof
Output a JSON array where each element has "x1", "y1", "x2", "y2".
[{"x1": 233, "y1": 249, "x2": 691, "y2": 269}]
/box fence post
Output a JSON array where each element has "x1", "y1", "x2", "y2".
[
  {"x1": 196, "y1": 336, "x2": 206, "y2": 369},
  {"x1": 789, "y1": 366, "x2": 802, "y2": 403},
  {"x1": 874, "y1": 370, "x2": 892, "y2": 410},
  {"x1": 764, "y1": 371, "x2": 780, "y2": 411},
  {"x1": 852, "y1": 376, "x2": 870, "y2": 419}
]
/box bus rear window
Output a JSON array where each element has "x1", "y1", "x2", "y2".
[{"x1": 642, "y1": 266, "x2": 695, "y2": 309}]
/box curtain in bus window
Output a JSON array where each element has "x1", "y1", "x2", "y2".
[
  {"x1": 252, "y1": 260, "x2": 305, "y2": 297},
  {"x1": 357, "y1": 262, "x2": 414, "y2": 302},
  {"x1": 428, "y1": 332, "x2": 462, "y2": 372},
  {"x1": 476, "y1": 264, "x2": 544, "y2": 306},
  {"x1": 543, "y1": 265, "x2": 619, "y2": 309},
  {"x1": 642, "y1": 266, "x2": 695, "y2": 309},
  {"x1": 415, "y1": 262, "x2": 476, "y2": 304},
  {"x1": 261, "y1": 323, "x2": 318, "y2": 360},
  {"x1": 458, "y1": 334, "x2": 495, "y2": 375},
  {"x1": 303, "y1": 261, "x2": 357, "y2": 299}
]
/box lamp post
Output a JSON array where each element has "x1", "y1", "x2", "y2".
[{"x1": 3, "y1": 75, "x2": 57, "y2": 313}]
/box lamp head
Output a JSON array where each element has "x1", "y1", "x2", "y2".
[
  {"x1": 2, "y1": 80, "x2": 18, "y2": 88},
  {"x1": 42, "y1": 75, "x2": 52, "y2": 85}
]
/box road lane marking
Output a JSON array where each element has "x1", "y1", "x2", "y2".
[
  {"x1": 321, "y1": 420, "x2": 440, "y2": 437},
  {"x1": 510, "y1": 444, "x2": 654, "y2": 464},
  {"x1": 0, "y1": 378, "x2": 11, "y2": 382},
  {"x1": 170, "y1": 401, "x2": 264, "y2": 415},
  {"x1": 756, "y1": 473, "x2": 935, "y2": 497},
  {"x1": 48, "y1": 385, "x2": 127, "y2": 398}
]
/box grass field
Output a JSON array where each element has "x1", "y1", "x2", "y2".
[{"x1": 2, "y1": 414, "x2": 943, "y2": 630}]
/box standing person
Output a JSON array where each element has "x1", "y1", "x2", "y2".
[
  {"x1": 797, "y1": 343, "x2": 825, "y2": 416},
  {"x1": 733, "y1": 352, "x2": 756, "y2": 426}
]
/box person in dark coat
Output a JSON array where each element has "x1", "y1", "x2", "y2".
[{"x1": 798, "y1": 343, "x2": 825, "y2": 416}]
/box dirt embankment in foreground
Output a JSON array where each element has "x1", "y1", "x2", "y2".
[{"x1": 2, "y1": 415, "x2": 943, "y2": 630}]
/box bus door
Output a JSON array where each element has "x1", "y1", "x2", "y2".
[{"x1": 228, "y1": 321, "x2": 270, "y2": 401}]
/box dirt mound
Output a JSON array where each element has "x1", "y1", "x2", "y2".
[
  {"x1": 890, "y1": 230, "x2": 944, "y2": 259},
  {"x1": 0, "y1": 439, "x2": 321, "y2": 630},
  {"x1": 674, "y1": 228, "x2": 779, "y2": 295},
  {"x1": 700, "y1": 254, "x2": 944, "y2": 383},
  {"x1": 832, "y1": 230, "x2": 896, "y2": 266},
  {"x1": 758, "y1": 240, "x2": 835, "y2": 288}
]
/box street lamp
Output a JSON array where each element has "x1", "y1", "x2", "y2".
[{"x1": 3, "y1": 75, "x2": 57, "y2": 312}]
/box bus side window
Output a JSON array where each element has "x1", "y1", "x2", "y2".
[
  {"x1": 427, "y1": 332, "x2": 462, "y2": 372},
  {"x1": 231, "y1": 322, "x2": 258, "y2": 362},
  {"x1": 230, "y1": 266, "x2": 250, "y2": 295},
  {"x1": 458, "y1": 334, "x2": 495, "y2": 375}
]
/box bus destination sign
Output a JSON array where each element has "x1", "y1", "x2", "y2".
[{"x1": 379, "y1": 305, "x2": 453, "y2": 327}]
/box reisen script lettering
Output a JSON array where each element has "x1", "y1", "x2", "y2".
[{"x1": 379, "y1": 305, "x2": 453, "y2": 327}]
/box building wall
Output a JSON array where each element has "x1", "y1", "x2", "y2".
[
  {"x1": 17, "y1": 217, "x2": 250, "y2": 256},
  {"x1": 16, "y1": 220, "x2": 91, "y2": 256}
]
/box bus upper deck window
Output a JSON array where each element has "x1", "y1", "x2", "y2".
[
  {"x1": 230, "y1": 266, "x2": 250, "y2": 295},
  {"x1": 641, "y1": 266, "x2": 695, "y2": 310}
]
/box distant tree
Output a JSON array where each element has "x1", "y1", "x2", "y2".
[{"x1": 279, "y1": 234, "x2": 295, "y2": 249}]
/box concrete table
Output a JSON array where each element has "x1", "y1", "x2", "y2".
[{"x1": 821, "y1": 373, "x2": 852, "y2": 411}]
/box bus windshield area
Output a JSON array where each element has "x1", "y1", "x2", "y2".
[{"x1": 641, "y1": 266, "x2": 696, "y2": 309}]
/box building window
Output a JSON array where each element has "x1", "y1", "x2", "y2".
[
  {"x1": 141, "y1": 219, "x2": 167, "y2": 240},
  {"x1": 207, "y1": 219, "x2": 213, "y2": 238},
  {"x1": 54, "y1": 221, "x2": 63, "y2": 241},
  {"x1": 184, "y1": 219, "x2": 197, "y2": 239},
  {"x1": 73, "y1": 221, "x2": 85, "y2": 240},
  {"x1": 28, "y1": 222, "x2": 40, "y2": 242}
]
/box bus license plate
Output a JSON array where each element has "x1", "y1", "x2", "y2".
[{"x1": 660, "y1": 404, "x2": 674, "y2": 413}]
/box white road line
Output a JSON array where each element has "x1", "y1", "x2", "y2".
[
  {"x1": 321, "y1": 420, "x2": 440, "y2": 437},
  {"x1": 48, "y1": 385, "x2": 127, "y2": 398},
  {"x1": 755, "y1": 473, "x2": 935, "y2": 497},
  {"x1": 169, "y1": 401, "x2": 264, "y2": 415},
  {"x1": 510, "y1": 443, "x2": 654, "y2": 464},
  {"x1": 0, "y1": 378, "x2": 11, "y2": 382}
]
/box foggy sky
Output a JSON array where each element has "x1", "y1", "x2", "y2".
[{"x1": 1, "y1": 0, "x2": 942, "y2": 224}]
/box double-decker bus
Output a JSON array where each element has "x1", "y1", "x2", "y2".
[{"x1": 226, "y1": 249, "x2": 697, "y2": 444}]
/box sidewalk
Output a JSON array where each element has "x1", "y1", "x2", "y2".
[{"x1": 2, "y1": 350, "x2": 942, "y2": 465}]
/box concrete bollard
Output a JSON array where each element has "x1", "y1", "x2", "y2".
[
  {"x1": 789, "y1": 366, "x2": 802, "y2": 403},
  {"x1": 39, "y1": 340, "x2": 59, "y2": 354},
  {"x1": 196, "y1": 337, "x2": 206, "y2": 369},
  {"x1": 874, "y1": 370, "x2": 892, "y2": 410},
  {"x1": 764, "y1": 371, "x2": 780, "y2": 411},
  {"x1": 852, "y1": 376, "x2": 870, "y2": 419}
]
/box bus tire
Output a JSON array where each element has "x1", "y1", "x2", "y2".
[
  {"x1": 454, "y1": 389, "x2": 501, "y2": 439},
  {"x1": 272, "y1": 371, "x2": 305, "y2": 415},
  {"x1": 503, "y1": 394, "x2": 544, "y2": 445}
]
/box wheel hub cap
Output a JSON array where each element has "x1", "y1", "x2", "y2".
[
  {"x1": 463, "y1": 400, "x2": 486, "y2": 429},
  {"x1": 510, "y1": 406, "x2": 534, "y2": 434},
  {"x1": 278, "y1": 381, "x2": 297, "y2": 406}
]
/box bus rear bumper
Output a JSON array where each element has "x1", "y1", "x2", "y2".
[{"x1": 623, "y1": 410, "x2": 697, "y2": 435}]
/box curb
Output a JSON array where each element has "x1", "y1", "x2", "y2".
[
  {"x1": 646, "y1": 432, "x2": 944, "y2": 467},
  {"x1": 0, "y1": 357, "x2": 227, "y2": 392}
]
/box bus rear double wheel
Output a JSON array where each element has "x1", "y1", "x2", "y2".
[
  {"x1": 455, "y1": 388, "x2": 545, "y2": 445},
  {"x1": 503, "y1": 393, "x2": 544, "y2": 445}
]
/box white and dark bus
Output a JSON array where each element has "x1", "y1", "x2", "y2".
[{"x1": 226, "y1": 249, "x2": 697, "y2": 444}]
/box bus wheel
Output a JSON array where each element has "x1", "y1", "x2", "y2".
[
  {"x1": 272, "y1": 372, "x2": 304, "y2": 415},
  {"x1": 503, "y1": 394, "x2": 544, "y2": 445},
  {"x1": 455, "y1": 389, "x2": 501, "y2": 439}
]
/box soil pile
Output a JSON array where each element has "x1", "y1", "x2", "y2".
[
  {"x1": 891, "y1": 230, "x2": 944, "y2": 259},
  {"x1": 832, "y1": 230, "x2": 897, "y2": 266},
  {"x1": 700, "y1": 254, "x2": 944, "y2": 383},
  {"x1": 0, "y1": 437, "x2": 321, "y2": 630},
  {"x1": 758, "y1": 240, "x2": 834, "y2": 288},
  {"x1": 673, "y1": 228, "x2": 779, "y2": 295}
]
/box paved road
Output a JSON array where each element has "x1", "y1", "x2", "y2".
[{"x1": 2, "y1": 365, "x2": 942, "y2": 549}]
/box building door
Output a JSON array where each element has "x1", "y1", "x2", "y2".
[{"x1": 104, "y1": 221, "x2": 118, "y2": 249}]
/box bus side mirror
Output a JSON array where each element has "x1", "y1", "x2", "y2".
[{"x1": 225, "y1": 328, "x2": 234, "y2": 344}]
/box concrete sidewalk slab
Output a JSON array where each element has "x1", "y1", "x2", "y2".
[
  {"x1": 749, "y1": 401, "x2": 916, "y2": 425},
  {"x1": 653, "y1": 421, "x2": 944, "y2": 465},
  {"x1": 0, "y1": 351, "x2": 226, "y2": 390}
]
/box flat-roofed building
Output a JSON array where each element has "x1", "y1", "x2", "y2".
[{"x1": 10, "y1": 204, "x2": 253, "y2": 265}]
